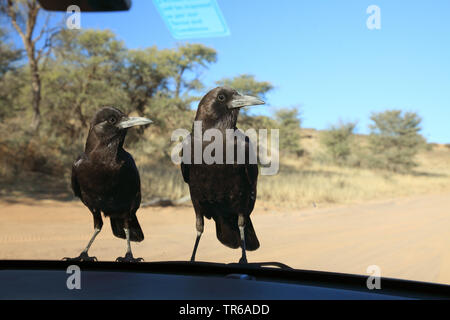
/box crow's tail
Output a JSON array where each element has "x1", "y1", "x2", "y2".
[
  {"x1": 243, "y1": 218, "x2": 260, "y2": 251},
  {"x1": 213, "y1": 214, "x2": 259, "y2": 251},
  {"x1": 110, "y1": 215, "x2": 144, "y2": 242}
]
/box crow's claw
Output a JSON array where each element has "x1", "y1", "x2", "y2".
[
  {"x1": 115, "y1": 252, "x2": 144, "y2": 263},
  {"x1": 63, "y1": 252, "x2": 98, "y2": 262},
  {"x1": 239, "y1": 256, "x2": 248, "y2": 264}
]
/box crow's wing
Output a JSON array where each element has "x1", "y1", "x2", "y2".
[
  {"x1": 71, "y1": 155, "x2": 83, "y2": 198},
  {"x1": 181, "y1": 161, "x2": 190, "y2": 184},
  {"x1": 120, "y1": 150, "x2": 142, "y2": 212},
  {"x1": 243, "y1": 135, "x2": 258, "y2": 214},
  {"x1": 180, "y1": 134, "x2": 192, "y2": 183}
]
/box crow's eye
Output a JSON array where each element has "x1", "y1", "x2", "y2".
[
  {"x1": 217, "y1": 94, "x2": 226, "y2": 102},
  {"x1": 109, "y1": 117, "x2": 117, "y2": 124}
]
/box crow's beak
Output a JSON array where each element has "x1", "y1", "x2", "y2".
[
  {"x1": 228, "y1": 93, "x2": 265, "y2": 109},
  {"x1": 117, "y1": 116, "x2": 152, "y2": 129}
]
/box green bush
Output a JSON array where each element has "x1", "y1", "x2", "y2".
[
  {"x1": 367, "y1": 110, "x2": 425, "y2": 172},
  {"x1": 275, "y1": 108, "x2": 303, "y2": 156},
  {"x1": 320, "y1": 121, "x2": 356, "y2": 165}
]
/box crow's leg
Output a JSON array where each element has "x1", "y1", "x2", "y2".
[
  {"x1": 190, "y1": 213, "x2": 204, "y2": 262},
  {"x1": 116, "y1": 220, "x2": 143, "y2": 262},
  {"x1": 238, "y1": 214, "x2": 247, "y2": 264},
  {"x1": 63, "y1": 209, "x2": 102, "y2": 262}
]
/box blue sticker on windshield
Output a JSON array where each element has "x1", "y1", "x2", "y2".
[{"x1": 153, "y1": 0, "x2": 230, "y2": 39}]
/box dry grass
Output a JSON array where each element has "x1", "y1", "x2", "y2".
[
  {"x1": 139, "y1": 163, "x2": 188, "y2": 201},
  {"x1": 135, "y1": 128, "x2": 450, "y2": 209},
  {"x1": 257, "y1": 130, "x2": 450, "y2": 208},
  {"x1": 1, "y1": 127, "x2": 449, "y2": 209},
  {"x1": 133, "y1": 151, "x2": 189, "y2": 201}
]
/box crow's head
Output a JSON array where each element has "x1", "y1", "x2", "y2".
[
  {"x1": 90, "y1": 107, "x2": 152, "y2": 138},
  {"x1": 195, "y1": 86, "x2": 265, "y2": 129},
  {"x1": 86, "y1": 107, "x2": 152, "y2": 151}
]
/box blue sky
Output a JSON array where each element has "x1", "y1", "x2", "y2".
[{"x1": 38, "y1": 0, "x2": 450, "y2": 142}]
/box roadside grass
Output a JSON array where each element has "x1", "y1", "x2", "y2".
[
  {"x1": 257, "y1": 158, "x2": 450, "y2": 209},
  {"x1": 257, "y1": 130, "x2": 450, "y2": 208},
  {"x1": 134, "y1": 132, "x2": 450, "y2": 209},
  {"x1": 1, "y1": 127, "x2": 449, "y2": 209}
]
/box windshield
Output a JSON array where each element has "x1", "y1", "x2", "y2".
[{"x1": 1, "y1": 0, "x2": 449, "y2": 286}]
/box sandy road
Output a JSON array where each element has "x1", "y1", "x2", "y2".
[{"x1": 1, "y1": 192, "x2": 450, "y2": 284}]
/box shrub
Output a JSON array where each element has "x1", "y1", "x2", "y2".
[
  {"x1": 367, "y1": 110, "x2": 425, "y2": 172},
  {"x1": 320, "y1": 121, "x2": 356, "y2": 165},
  {"x1": 275, "y1": 107, "x2": 303, "y2": 156}
]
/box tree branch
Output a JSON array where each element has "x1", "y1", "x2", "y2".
[
  {"x1": 32, "y1": 11, "x2": 50, "y2": 46},
  {"x1": 5, "y1": 0, "x2": 27, "y2": 44}
]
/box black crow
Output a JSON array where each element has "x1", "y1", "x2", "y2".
[
  {"x1": 64, "y1": 107, "x2": 152, "y2": 262},
  {"x1": 181, "y1": 86, "x2": 265, "y2": 263}
]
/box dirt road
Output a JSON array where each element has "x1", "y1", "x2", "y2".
[{"x1": 1, "y1": 193, "x2": 450, "y2": 284}]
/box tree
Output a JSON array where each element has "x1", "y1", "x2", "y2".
[
  {"x1": 1, "y1": 0, "x2": 58, "y2": 131},
  {"x1": 320, "y1": 121, "x2": 356, "y2": 165},
  {"x1": 42, "y1": 29, "x2": 127, "y2": 142},
  {"x1": 121, "y1": 44, "x2": 217, "y2": 147},
  {"x1": 0, "y1": 27, "x2": 23, "y2": 119},
  {"x1": 368, "y1": 110, "x2": 425, "y2": 172},
  {"x1": 0, "y1": 27, "x2": 21, "y2": 76},
  {"x1": 123, "y1": 47, "x2": 171, "y2": 116},
  {"x1": 169, "y1": 43, "x2": 217, "y2": 99},
  {"x1": 275, "y1": 107, "x2": 302, "y2": 156},
  {"x1": 216, "y1": 74, "x2": 273, "y2": 98}
]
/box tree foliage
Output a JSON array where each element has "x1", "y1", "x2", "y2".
[
  {"x1": 0, "y1": 24, "x2": 224, "y2": 174},
  {"x1": 0, "y1": 28, "x2": 21, "y2": 76},
  {"x1": 171, "y1": 43, "x2": 217, "y2": 98},
  {"x1": 275, "y1": 107, "x2": 302, "y2": 156},
  {"x1": 42, "y1": 29, "x2": 127, "y2": 142},
  {"x1": 368, "y1": 110, "x2": 425, "y2": 172},
  {"x1": 216, "y1": 74, "x2": 273, "y2": 98},
  {"x1": 0, "y1": 27, "x2": 23, "y2": 119},
  {"x1": 320, "y1": 121, "x2": 356, "y2": 165},
  {"x1": 1, "y1": 0, "x2": 60, "y2": 131}
]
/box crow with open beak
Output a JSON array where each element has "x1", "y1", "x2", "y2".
[
  {"x1": 181, "y1": 86, "x2": 265, "y2": 264},
  {"x1": 65, "y1": 107, "x2": 152, "y2": 262}
]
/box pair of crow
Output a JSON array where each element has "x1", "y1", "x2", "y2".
[{"x1": 65, "y1": 87, "x2": 264, "y2": 263}]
